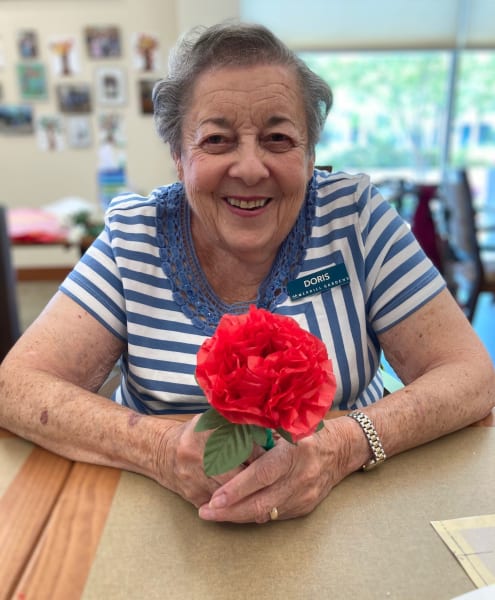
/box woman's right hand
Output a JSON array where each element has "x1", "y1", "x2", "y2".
[{"x1": 153, "y1": 415, "x2": 243, "y2": 508}]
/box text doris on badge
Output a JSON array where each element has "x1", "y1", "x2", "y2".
[{"x1": 303, "y1": 273, "x2": 331, "y2": 287}]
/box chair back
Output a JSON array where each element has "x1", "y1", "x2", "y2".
[
  {"x1": 441, "y1": 169, "x2": 484, "y2": 321},
  {"x1": 0, "y1": 206, "x2": 20, "y2": 361}
]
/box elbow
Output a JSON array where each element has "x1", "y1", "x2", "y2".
[{"x1": 476, "y1": 354, "x2": 495, "y2": 417}]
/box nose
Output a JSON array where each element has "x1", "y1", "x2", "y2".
[{"x1": 228, "y1": 139, "x2": 269, "y2": 185}]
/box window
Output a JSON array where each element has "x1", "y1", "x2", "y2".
[
  {"x1": 300, "y1": 51, "x2": 450, "y2": 183},
  {"x1": 300, "y1": 49, "x2": 495, "y2": 206},
  {"x1": 451, "y1": 51, "x2": 495, "y2": 205}
]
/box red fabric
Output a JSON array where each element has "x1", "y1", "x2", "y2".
[
  {"x1": 411, "y1": 185, "x2": 443, "y2": 273},
  {"x1": 7, "y1": 208, "x2": 68, "y2": 244}
]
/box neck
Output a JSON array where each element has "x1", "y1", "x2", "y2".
[{"x1": 191, "y1": 229, "x2": 276, "y2": 305}]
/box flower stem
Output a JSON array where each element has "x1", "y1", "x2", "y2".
[{"x1": 263, "y1": 429, "x2": 275, "y2": 450}]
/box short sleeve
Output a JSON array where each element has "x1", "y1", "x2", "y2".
[
  {"x1": 60, "y1": 223, "x2": 128, "y2": 342},
  {"x1": 362, "y1": 184, "x2": 446, "y2": 333}
]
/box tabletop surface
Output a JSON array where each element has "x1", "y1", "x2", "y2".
[{"x1": 1, "y1": 409, "x2": 494, "y2": 600}]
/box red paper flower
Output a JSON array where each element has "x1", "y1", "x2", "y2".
[{"x1": 196, "y1": 306, "x2": 336, "y2": 442}]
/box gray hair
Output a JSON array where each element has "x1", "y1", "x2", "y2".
[{"x1": 152, "y1": 22, "x2": 332, "y2": 157}]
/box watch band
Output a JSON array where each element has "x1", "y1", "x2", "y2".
[{"x1": 347, "y1": 410, "x2": 387, "y2": 471}]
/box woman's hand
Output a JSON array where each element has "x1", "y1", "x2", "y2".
[
  {"x1": 153, "y1": 415, "x2": 245, "y2": 508},
  {"x1": 196, "y1": 417, "x2": 362, "y2": 523}
]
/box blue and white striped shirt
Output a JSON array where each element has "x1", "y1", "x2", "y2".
[{"x1": 60, "y1": 170, "x2": 445, "y2": 413}]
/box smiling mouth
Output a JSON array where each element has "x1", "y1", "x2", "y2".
[{"x1": 225, "y1": 197, "x2": 272, "y2": 210}]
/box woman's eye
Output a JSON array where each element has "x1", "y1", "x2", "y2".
[
  {"x1": 263, "y1": 133, "x2": 294, "y2": 152},
  {"x1": 200, "y1": 134, "x2": 234, "y2": 153}
]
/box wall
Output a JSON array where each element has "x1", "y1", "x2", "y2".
[{"x1": 0, "y1": 0, "x2": 239, "y2": 267}]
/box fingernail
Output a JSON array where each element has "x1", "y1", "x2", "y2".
[
  {"x1": 198, "y1": 505, "x2": 213, "y2": 520},
  {"x1": 209, "y1": 493, "x2": 227, "y2": 509}
]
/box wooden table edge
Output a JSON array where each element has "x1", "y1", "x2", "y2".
[
  {"x1": 12, "y1": 462, "x2": 121, "y2": 599},
  {"x1": 0, "y1": 447, "x2": 72, "y2": 600}
]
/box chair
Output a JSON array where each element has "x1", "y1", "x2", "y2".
[
  {"x1": 316, "y1": 165, "x2": 333, "y2": 173},
  {"x1": 0, "y1": 206, "x2": 21, "y2": 362},
  {"x1": 440, "y1": 169, "x2": 495, "y2": 322}
]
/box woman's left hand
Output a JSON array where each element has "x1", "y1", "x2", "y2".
[{"x1": 198, "y1": 418, "x2": 357, "y2": 523}]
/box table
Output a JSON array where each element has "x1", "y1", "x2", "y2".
[{"x1": 1, "y1": 410, "x2": 494, "y2": 600}]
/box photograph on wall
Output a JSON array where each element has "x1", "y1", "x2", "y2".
[
  {"x1": 85, "y1": 26, "x2": 121, "y2": 59},
  {"x1": 132, "y1": 32, "x2": 161, "y2": 72},
  {"x1": 66, "y1": 116, "x2": 92, "y2": 149},
  {"x1": 97, "y1": 112, "x2": 126, "y2": 167},
  {"x1": 18, "y1": 30, "x2": 38, "y2": 59},
  {"x1": 56, "y1": 83, "x2": 91, "y2": 113},
  {"x1": 0, "y1": 104, "x2": 34, "y2": 135},
  {"x1": 49, "y1": 35, "x2": 80, "y2": 76},
  {"x1": 17, "y1": 63, "x2": 48, "y2": 100},
  {"x1": 36, "y1": 115, "x2": 64, "y2": 151},
  {"x1": 97, "y1": 113, "x2": 127, "y2": 209},
  {"x1": 138, "y1": 79, "x2": 156, "y2": 114},
  {"x1": 95, "y1": 67, "x2": 126, "y2": 106}
]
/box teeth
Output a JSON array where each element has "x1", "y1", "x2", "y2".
[{"x1": 226, "y1": 197, "x2": 269, "y2": 209}]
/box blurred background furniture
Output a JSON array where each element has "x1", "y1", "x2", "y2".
[
  {"x1": 0, "y1": 205, "x2": 21, "y2": 362},
  {"x1": 440, "y1": 168, "x2": 495, "y2": 322},
  {"x1": 375, "y1": 178, "x2": 445, "y2": 274}
]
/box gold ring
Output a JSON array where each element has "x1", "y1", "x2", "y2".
[{"x1": 269, "y1": 506, "x2": 279, "y2": 521}]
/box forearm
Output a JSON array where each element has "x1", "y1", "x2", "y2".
[
  {"x1": 330, "y1": 353, "x2": 494, "y2": 483},
  {"x1": 368, "y1": 358, "x2": 495, "y2": 458},
  {"x1": 353, "y1": 289, "x2": 495, "y2": 466},
  {"x1": 0, "y1": 363, "x2": 177, "y2": 485}
]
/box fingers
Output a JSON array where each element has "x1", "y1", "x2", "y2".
[
  {"x1": 198, "y1": 435, "x2": 335, "y2": 523},
  {"x1": 161, "y1": 416, "x2": 251, "y2": 508},
  {"x1": 211, "y1": 443, "x2": 286, "y2": 504},
  {"x1": 157, "y1": 416, "x2": 226, "y2": 507},
  {"x1": 198, "y1": 443, "x2": 294, "y2": 523}
]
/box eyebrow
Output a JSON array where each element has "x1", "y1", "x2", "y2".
[
  {"x1": 266, "y1": 115, "x2": 295, "y2": 127},
  {"x1": 199, "y1": 115, "x2": 295, "y2": 128},
  {"x1": 199, "y1": 117, "x2": 230, "y2": 128}
]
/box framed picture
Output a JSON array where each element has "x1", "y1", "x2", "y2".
[
  {"x1": 138, "y1": 80, "x2": 156, "y2": 114},
  {"x1": 132, "y1": 33, "x2": 160, "y2": 72},
  {"x1": 36, "y1": 115, "x2": 64, "y2": 151},
  {"x1": 49, "y1": 35, "x2": 79, "y2": 76},
  {"x1": 17, "y1": 63, "x2": 47, "y2": 100},
  {"x1": 56, "y1": 83, "x2": 91, "y2": 113},
  {"x1": 0, "y1": 104, "x2": 34, "y2": 135},
  {"x1": 18, "y1": 30, "x2": 38, "y2": 59},
  {"x1": 95, "y1": 67, "x2": 126, "y2": 106},
  {"x1": 66, "y1": 116, "x2": 92, "y2": 148},
  {"x1": 85, "y1": 26, "x2": 121, "y2": 59}
]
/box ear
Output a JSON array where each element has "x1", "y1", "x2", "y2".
[
  {"x1": 306, "y1": 155, "x2": 315, "y2": 180},
  {"x1": 173, "y1": 153, "x2": 184, "y2": 181}
]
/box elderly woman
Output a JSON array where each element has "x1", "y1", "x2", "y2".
[{"x1": 0, "y1": 23, "x2": 493, "y2": 524}]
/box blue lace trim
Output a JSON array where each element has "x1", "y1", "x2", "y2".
[{"x1": 156, "y1": 176, "x2": 317, "y2": 335}]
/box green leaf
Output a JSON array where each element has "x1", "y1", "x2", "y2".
[
  {"x1": 251, "y1": 425, "x2": 269, "y2": 447},
  {"x1": 315, "y1": 420, "x2": 324, "y2": 433},
  {"x1": 277, "y1": 428, "x2": 295, "y2": 445},
  {"x1": 194, "y1": 408, "x2": 230, "y2": 432},
  {"x1": 203, "y1": 424, "x2": 254, "y2": 476}
]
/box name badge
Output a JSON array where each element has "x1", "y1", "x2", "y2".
[{"x1": 287, "y1": 264, "x2": 350, "y2": 300}]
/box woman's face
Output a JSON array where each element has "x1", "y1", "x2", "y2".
[{"x1": 175, "y1": 63, "x2": 314, "y2": 263}]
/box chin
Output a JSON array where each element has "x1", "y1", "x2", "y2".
[{"x1": 224, "y1": 235, "x2": 276, "y2": 259}]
